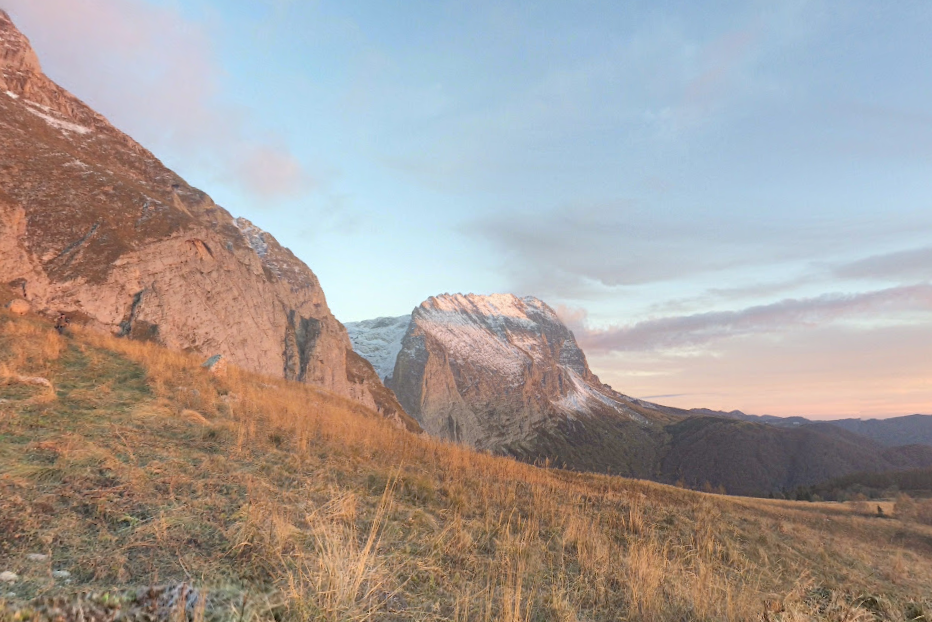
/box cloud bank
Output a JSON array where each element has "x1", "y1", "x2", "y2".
[{"x1": 2, "y1": 0, "x2": 311, "y2": 201}]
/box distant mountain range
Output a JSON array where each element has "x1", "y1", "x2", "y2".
[{"x1": 708, "y1": 410, "x2": 932, "y2": 449}]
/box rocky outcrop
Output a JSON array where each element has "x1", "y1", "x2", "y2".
[
  {"x1": 349, "y1": 293, "x2": 669, "y2": 450},
  {"x1": 0, "y1": 11, "x2": 410, "y2": 425}
]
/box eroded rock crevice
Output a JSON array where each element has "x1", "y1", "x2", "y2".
[
  {"x1": 118, "y1": 290, "x2": 145, "y2": 337},
  {"x1": 283, "y1": 310, "x2": 320, "y2": 382},
  {"x1": 116, "y1": 289, "x2": 159, "y2": 342}
]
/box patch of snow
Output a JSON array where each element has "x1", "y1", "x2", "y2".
[
  {"x1": 62, "y1": 158, "x2": 89, "y2": 170},
  {"x1": 24, "y1": 99, "x2": 52, "y2": 112},
  {"x1": 426, "y1": 292, "x2": 558, "y2": 323},
  {"x1": 416, "y1": 304, "x2": 529, "y2": 382},
  {"x1": 554, "y1": 368, "x2": 647, "y2": 423},
  {"x1": 234, "y1": 217, "x2": 269, "y2": 258},
  {"x1": 5, "y1": 90, "x2": 18, "y2": 99},
  {"x1": 23, "y1": 106, "x2": 91, "y2": 135},
  {"x1": 411, "y1": 293, "x2": 570, "y2": 383},
  {"x1": 346, "y1": 315, "x2": 411, "y2": 381}
]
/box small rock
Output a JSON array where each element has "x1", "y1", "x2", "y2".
[
  {"x1": 52, "y1": 570, "x2": 71, "y2": 579},
  {"x1": 0, "y1": 571, "x2": 18, "y2": 583},
  {"x1": 202, "y1": 354, "x2": 226, "y2": 375},
  {"x1": 5, "y1": 299, "x2": 30, "y2": 316},
  {"x1": 26, "y1": 553, "x2": 48, "y2": 562}
]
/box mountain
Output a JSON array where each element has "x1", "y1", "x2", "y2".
[
  {"x1": 692, "y1": 408, "x2": 812, "y2": 427},
  {"x1": 826, "y1": 415, "x2": 932, "y2": 448},
  {"x1": 349, "y1": 294, "x2": 676, "y2": 452},
  {"x1": 0, "y1": 11, "x2": 415, "y2": 430},
  {"x1": 806, "y1": 465, "x2": 932, "y2": 501},
  {"x1": 349, "y1": 292, "x2": 932, "y2": 494},
  {"x1": 705, "y1": 410, "x2": 932, "y2": 448},
  {"x1": 660, "y1": 418, "x2": 932, "y2": 496}
]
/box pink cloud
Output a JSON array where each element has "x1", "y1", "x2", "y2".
[
  {"x1": 563, "y1": 284, "x2": 932, "y2": 354},
  {"x1": 229, "y1": 144, "x2": 314, "y2": 199},
  {"x1": 2, "y1": 0, "x2": 310, "y2": 201}
]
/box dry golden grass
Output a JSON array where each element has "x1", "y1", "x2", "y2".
[{"x1": 1, "y1": 309, "x2": 932, "y2": 621}]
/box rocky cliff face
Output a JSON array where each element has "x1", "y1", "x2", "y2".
[
  {"x1": 0, "y1": 11, "x2": 416, "y2": 430},
  {"x1": 349, "y1": 293, "x2": 668, "y2": 450}
]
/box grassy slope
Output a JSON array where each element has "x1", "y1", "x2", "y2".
[
  {"x1": 806, "y1": 467, "x2": 932, "y2": 501},
  {"x1": 2, "y1": 310, "x2": 932, "y2": 621}
]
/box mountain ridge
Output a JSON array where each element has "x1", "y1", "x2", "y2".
[
  {"x1": 0, "y1": 11, "x2": 416, "y2": 430},
  {"x1": 711, "y1": 410, "x2": 932, "y2": 448}
]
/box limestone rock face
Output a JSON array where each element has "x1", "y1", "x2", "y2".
[
  {"x1": 351, "y1": 293, "x2": 665, "y2": 450},
  {"x1": 0, "y1": 12, "x2": 411, "y2": 426}
]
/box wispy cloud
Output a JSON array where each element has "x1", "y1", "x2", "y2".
[
  {"x1": 560, "y1": 283, "x2": 932, "y2": 354},
  {"x1": 3, "y1": 0, "x2": 311, "y2": 202},
  {"x1": 835, "y1": 246, "x2": 932, "y2": 282},
  {"x1": 465, "y1": 201, "x2": 932, "y2": 298}
]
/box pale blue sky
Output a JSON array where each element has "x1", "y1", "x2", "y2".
[{"x1": 7, "y1": 0, "x2": 932, "y2": 416}]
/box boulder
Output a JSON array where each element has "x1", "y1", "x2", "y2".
[{"x1": 5, "y1": 298, "x2": 29, "y2": 315}]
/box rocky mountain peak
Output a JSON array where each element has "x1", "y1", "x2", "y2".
[
  {"x1": 411, "y1": 292, "x2": 594, "y2": 385},
  {"x1": 420, "y1": 292, "x2": 554, "y2": 318},
  {"x1": 0, "y1": 12, "x2": 109, "y2": 132},
  {"x1": 349, "y1": 292, "x2": 659, "y2": 449},
  {"x1": 0, "y1": 10, "x2": 42, "y2": 78}
]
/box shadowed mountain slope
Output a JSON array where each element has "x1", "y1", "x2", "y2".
[{"x1": 827, "y1": 415, "x2": 932, "y2": 448}]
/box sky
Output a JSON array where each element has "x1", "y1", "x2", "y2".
[{"x1": 4, "y1": 0, "x2": 932, "y2": 419}]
